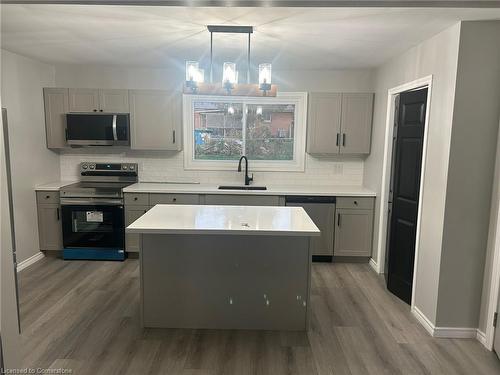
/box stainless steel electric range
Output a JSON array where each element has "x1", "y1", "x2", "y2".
[{"x1": 60, "y1": 162, "x2": 138, "y2": 261}]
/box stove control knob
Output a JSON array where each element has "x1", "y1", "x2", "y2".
[
  {"x1": 129, "y1": 165, "x2": 135, "y2": 170},
  {"x1": 122, "y1": 165, "x2": 128, "y2": 170},
  {"x1": 82, "y1": 164, "x2": 88, "y2": 169},
  {"x1": 89, "y1": 164, "x2": 95, "y2": 170}
]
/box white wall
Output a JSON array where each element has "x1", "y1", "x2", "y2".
[
  {"x1": 1, "y1": 50, "x2": 60, "y2": 263},
  {"x1": 364, "y1": 23, "x2": 461, "y2": 324},
  {"x1": 55, "y1": 65, "x2": 374, "y2": 186}
]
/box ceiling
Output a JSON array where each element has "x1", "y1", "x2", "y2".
[{"x1": 2, "y1": 5, "x2": 500, "y2": 70}]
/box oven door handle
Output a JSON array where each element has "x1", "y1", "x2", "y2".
[{"x1": 60, "y1": 198, "x2": 124, "y2": 206}]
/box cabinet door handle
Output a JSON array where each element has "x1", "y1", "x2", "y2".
[
  {"x1": 337, "y1": 213, "x2": 341, "y2": 227},
  {"x1": 336, "y1": 133, "x2": 339, "y2": 146},
  {"x1": 342, "y1": 133, "x2": 346, "y2": 147},
  {"x1": 56, "y1": 207, "x2": 60, "y2": 221},
  {"x1": 172, "y1": 130, "x2": 176, "y2": 144}
]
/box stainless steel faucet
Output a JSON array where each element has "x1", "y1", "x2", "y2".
[{"x1": 238, "y1": 156, "x2": 253, "y2": 186}]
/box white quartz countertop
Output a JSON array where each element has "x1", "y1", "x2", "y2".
[
  {"x1": 126, "y1": 204, "x2": 321, "y2": 236},
  {"x1": 123, "y1": 183, "x2": 376, "y2": 197},
  {"x1": 35, "y1": 181, "x2": 76, "y2": 191}
]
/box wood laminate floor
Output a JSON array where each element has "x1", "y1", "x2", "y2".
[{"x1": 19, "y1": 257, "x2": 500, "y2": 375}]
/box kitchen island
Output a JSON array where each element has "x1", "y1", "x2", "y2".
[{"x1": 126, "y1": 204, "x2": 320, "y2": 331}]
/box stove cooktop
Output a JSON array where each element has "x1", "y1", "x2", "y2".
[{"x1": 60, "y1": 181, "x2": 135, "y2": 199}]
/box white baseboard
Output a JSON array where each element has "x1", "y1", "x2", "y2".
[
  {"x1": 412, "y1": 306, "x2": 485, "y2": 341},
  {"x1": 369, "y1": 258, "x2": 380, "y2": 273},
  {"x1": 433, "y1": 327, "x2": 477, "y2": 339},
  {"x1": 476, "y1": 329, "x2": 488, "y2": 347},
  {"x1": 17, "y1": 251, "x2": 44, "y2": 272},
  {"x1": 411, "y1": 306, "x2": 435, "y2": 336}
]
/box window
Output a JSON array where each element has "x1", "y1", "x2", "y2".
[{"x1": 183, "y1": 93, "x2": 307, "y2": 171}]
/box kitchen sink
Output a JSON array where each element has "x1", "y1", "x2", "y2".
[{"x1": 218, "y1": 185, "x2": 267, "y2": 190}]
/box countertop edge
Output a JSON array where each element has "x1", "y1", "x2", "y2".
[
  {"x1": 122, "y1": 184, "x2": 376, "y2": 197},
  {"x1": 126, "y1": 228, "x2": 321, "y2": 236},
  {"x1": 35, "y1": 181, "x2": 76, "y2": 191}
]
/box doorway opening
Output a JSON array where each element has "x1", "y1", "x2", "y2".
[
  {"x1": 384, "y1": 88, "x2": 428, "y2": 304},
  {"x1": 374, "y1": 75, "x2": 433, "y2": 309}
]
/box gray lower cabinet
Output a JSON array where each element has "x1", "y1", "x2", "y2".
[
  {"x1": 36, "y1": 191, "x2": 62, "y2": 251},
  {"x1": 43, "y1": 88, "x2": 69, "y2": 149},
  {"x1": 125, "y1": 205, "x2": 151, "y2": 253},
  {"x1": 204, "y1": 195, "x2": 281, "y2": 206},
  {"x1": 334, "y1": 206, "x2": 374, "y2": 257},
  {"x1": 150, "y1": 193, "x2": 199, "y2": 205}
]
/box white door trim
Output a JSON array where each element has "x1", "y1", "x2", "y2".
[
  {"x1": 484, "y1": 116, "x2": 500, "y2": 351},
  {"x1": 375, "y1": 75, "x2": 433, "y2": 312}
]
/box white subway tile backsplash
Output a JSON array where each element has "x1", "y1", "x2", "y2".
[{"x1": 60, "y1": 151, "x2": 364, "y2": 186}]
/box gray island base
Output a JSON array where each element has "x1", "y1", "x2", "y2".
[{"x1": 127, "y1": 204, "x2": 320, "y2": 331}]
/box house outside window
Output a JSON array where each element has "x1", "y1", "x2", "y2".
[{"x1": 183, "y1": 93, "x2": 307, "y2": 171}]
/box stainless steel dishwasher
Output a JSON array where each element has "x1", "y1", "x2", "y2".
[{"x1": 285, "y1": 196, "x2": 336, "y2": 262}]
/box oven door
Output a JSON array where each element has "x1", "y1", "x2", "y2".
[{"x1": 61, "y1": 201, "x2": 125, "y2": 249}]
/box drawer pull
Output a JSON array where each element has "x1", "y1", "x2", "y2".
[
  {"x1": 354, "y1": 201, "x2": 358, "y2": 205},
  {"x1": 172, "y1": 198, "x2": 177, "y2": 202},
  {"x1": 134, "y1": 197, "x2": 138, "y2": 201},
  {"x1": 337, "y1": 213, "x2": 341, "y2": 227},
  {"x1": 46, "y1": 195, "x2": 50, "y2": 199}
]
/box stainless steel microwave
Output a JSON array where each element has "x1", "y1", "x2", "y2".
[{"x1": 65, "y1": 113, "x2": 130, "y2": 146}]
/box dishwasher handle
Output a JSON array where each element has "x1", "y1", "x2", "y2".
[{"x1": 285, "y1": 196, "x2": 336, "y2": 204}]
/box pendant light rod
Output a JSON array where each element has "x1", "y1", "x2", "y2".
[
  {"x1": 247, "y1": 32, "x2": 251, "y2": 84},
  {"x1": 210, "y1": 31, "x2": 213, "y2": 83},
  {"x1": 207, "y1": 25, "x2": 254, "y2": 84}
]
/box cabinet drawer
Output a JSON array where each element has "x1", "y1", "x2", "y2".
[
  {"x1": 124, "y1": 193, "x2": 149, "y2": 206},
  {"x1": 36, "y1": 191, "x2": 60, "y2": 204},
  {"x1": 150, "y1": 194, "x2": 199, "y2": 205},
  {"x1": 336, "y1": 197, "x2": 374, "y2": 210},
  {"x1": 204, "y1": 195, "x2": 280, "y2": 206}
]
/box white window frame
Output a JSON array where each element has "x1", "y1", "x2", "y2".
[{"x1": 183, "y1": 92, "x2": 308, "y2": 172}]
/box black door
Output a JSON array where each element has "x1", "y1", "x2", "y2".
[{"x1": 386, "y1": 88, "x2": 428, "y2": 304}]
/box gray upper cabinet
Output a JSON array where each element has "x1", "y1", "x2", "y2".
[
  {"x1": 99, "y1": 89, "x2": 130, "y2": 113},
  {"x1": 340, "y1": 93, "x2": 374, "y2": 154},
  {"x1": 43, "y1": 88, "x2": 69, "y2": 149},
  {"x1": 68, "y1": 88, "x2": 100, "y2": 112},
  {"x1": 307, "y1": 92, "x2": 373, "y2": 155},
  {"x1": 69, "y1": 88, "x2": 129, "y2": 113},
  {"x1": 307, "y1": 93, "x2": 342, "y2": 154},
  {"x1": 129, "y1": 90, "x2": 181, "y2": 151}
]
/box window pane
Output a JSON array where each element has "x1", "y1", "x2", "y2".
[
  {"x1": 246, "y1": 104, "x2": 295, "y2": 160},
  {"x1": 193, "y1": 101, "x2": 243, "y2": 160}
]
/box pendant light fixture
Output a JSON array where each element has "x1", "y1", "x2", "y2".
[{"x1": 183, "y1": 25, "x2": 277, "y2": 97}]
